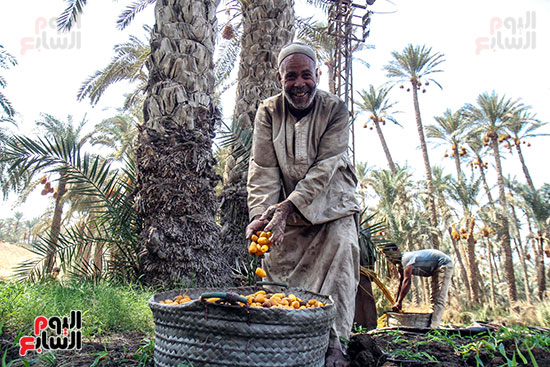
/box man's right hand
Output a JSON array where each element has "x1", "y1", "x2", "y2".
[
  {"x1": 246, "y1": 218, "x2": 268, "y2": 240},
  {"x1": 391, "y1": 302, "x2": 402, "y2": 312}
]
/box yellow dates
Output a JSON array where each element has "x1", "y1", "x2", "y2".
[
  {"x1": 249, "y1": 231, "x2": 272, "y2": 256},
  {"x1": 255, "y1": 267, "x2": 267, "y2": 278},
  {"x1": 158, "y1": 290, "x2": 328, "y2": 310}
]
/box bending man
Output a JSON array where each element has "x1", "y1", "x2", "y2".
[
  {"x1": 246, "y1": 42, "x2": 361, "y2": 367},
  {"x1": 391, "y1": 248, "x2": 454, "y2": 328}
]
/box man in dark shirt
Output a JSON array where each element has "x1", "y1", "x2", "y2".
[{"x1": 391, "y1": 249, "x2": 454, "y2": 328}]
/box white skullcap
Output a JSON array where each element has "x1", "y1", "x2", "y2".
[{"x1": 278, "y1": 42, "x2": 317, "y2": 67}]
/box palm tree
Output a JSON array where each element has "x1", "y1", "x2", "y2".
[
  {"x1": 356, "y1": 85, "x2": 400, "y2": 173},
  {"x1": 465, "y1": 91, "x2": 520, "y2": 309},
  {"x1": 34, "y1": 115, "x2": 89, "y2": 272},
  {"x1": 296, "y1": 19, "x2": 373, "y2": 95},
  {"x1": 506, "y1": 109, "x2": 548, "y2": 192},
  {"x1": 58, "y1": 0, "x2": 236, "y2": 286},
  {"x1": 355, "y1": 161, "x2": 371, "y2": 208},
  {"x1": 430, "y1": 166, "x2": 473, "y2": 303},
  {"x1": 506, "y1": 185, "x2": 534, "y2": 303},
  {"x1": 297, "y1": 21, "x2": 336, "y2": 93},
  {"x1": 512, "y1": 183, "x2": 549, "y2": 301},
  {"x1": 465, "y1": 133, "x2": 495, "y2": 209},
  {"x1": 219, "y1": 0, "x2": 294, "y2": 277},
  {"x1": 87, "y1": 113, "x2": 139, "y2": 161},
  {"x1": 0, "y1": 45, "x2": 17, "y2": 118},
  {"x1": 134, "y1": 0, "x2": 233, "y2": 287},
  {"x1": 384, "y1": 44, "x2": 445, "y2": 249},
  {"x1": 427, "y1": 109, "x2": 482, "y2": 303},
  {"x1": 3, "y1": 132, "x2": 142, "y2": 281}
]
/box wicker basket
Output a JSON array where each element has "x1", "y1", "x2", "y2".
[{"x1": 149, "y1": 286, "x2": 335, "y2": 367}]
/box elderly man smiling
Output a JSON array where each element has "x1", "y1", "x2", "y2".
[{"x1": 246, "y1": 42, "x2": 361, "y2": 367}]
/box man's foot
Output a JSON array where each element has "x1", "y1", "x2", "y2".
[{"x1": 325, "y1": 347, "x2": 349, "y2": 367}]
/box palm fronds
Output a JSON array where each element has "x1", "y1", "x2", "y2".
[
  {"x1": 214, "y1": 36, "x2": 241, "y2": 89},
  {"x1": 57, "y1": 0, "x2": 87, "y2": 32},
  {"x1": 117, "y1": 0, "x2": 156, "y2": 30},
  {"x1": 77, "y1": 28, "x2": 151, "y2": 105},
  {"x1": 0, "y1": 90, "x2": 15, "y2": 118},
  {"x1": 0, "y1": 45, "x2": 17, "y2": 70},
  {"x1": 304, "y1": 0, "x2": 332, "y2": 14},
  {"x1": 216, "y1": 118, "x2": 253, "y2": 171},
  {"x1": 0, "y1": 45, "x2": 17, "y2": 117},
  {"x1": 2, "y1": 134, "x2": 141, "y2": 282},
  {"x1": 384, "y1": 44, "x2": 445, "y2": 88}
]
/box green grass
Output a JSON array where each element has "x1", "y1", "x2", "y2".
[{"x1": 0, "y1": 279, "x2": 155, "y2": 336}]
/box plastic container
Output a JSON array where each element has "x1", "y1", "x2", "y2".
[{"x1": 386, "y1": 311, "x2": 431, "y2": 328}]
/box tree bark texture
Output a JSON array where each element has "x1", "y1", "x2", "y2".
[
  {"x1": 515, "y1": 144, "x2": 535, "y2": 192},
  {"x1": 510, "y1": 203, "x2": 532, "y2": 303},
  {"x1": 219, "y1": 0, "x2": 294, "y2": 272},
  {"x1": 451, "y1": 148, "x2": 481, "y2": 304},
  {"x1": 136, "y1": 0, "x2": 231, "y2": 287},
  {"x1": 448, "y1": 227, "x2": 472, "y2": 302},
  {"x1": 490, "y1": 137, "x2": 518, "y2": 309},
  {"x1": 465, "y1": 218, "x2": 482, "y2": 304},
  {"x1": 536, "y1": 231, "x2": 547, "y2": 301},
  {"x1": 374, "y1": 120, "x2": 396, "y2": 173},
  {"x1": 486, "y1": 238, "x2": 496, "y2": 309},
  {"x1": 46, "y1": 179, "x2": 67, "y2": 274},
  {"x1": 410, "y1": 81, "x2": 439, "y2": 249}
]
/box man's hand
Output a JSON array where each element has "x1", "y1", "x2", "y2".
[
  {"x1": 258, "y1": 200, "x2": 295, "y2": 247},
  {"x1": 246, "y1": 218, "x2": 268, "y2": 240},
  {"x1": 392, "y1": 301, "x2": 402, "y2": 312}
]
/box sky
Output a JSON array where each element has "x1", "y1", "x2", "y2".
[{"x1": 0, "y1": 0, "x2": 549, "y2": 220}]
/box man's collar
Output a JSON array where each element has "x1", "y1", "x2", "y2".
[{"x1": 284, "y1": 95, "x2": 316, "y2": 121}]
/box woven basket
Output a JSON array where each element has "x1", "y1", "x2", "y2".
[{"x1": 149, "y1": 286, "x2": 335, "y2": 367}]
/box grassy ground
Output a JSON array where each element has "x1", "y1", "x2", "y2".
[
  {"x1": 1, "y1": 279, "x2": 549, "y2": 366},
  {"x1": 0, "y1": 280, "x2": 156, "y2": 366}
]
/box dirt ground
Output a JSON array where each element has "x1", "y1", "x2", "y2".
[
  {"x1": 1, "y1": 331, "x2": 153, "y2": 366},
  {"x1": 3, "y1": 326, "x2": 550, "y2": 366},
  {"x1": 348, "y1": 327, "x2": 550, "y2": 367},
  {"x1": 0, "y1": 242, "x2": 39, "y2": 280}
]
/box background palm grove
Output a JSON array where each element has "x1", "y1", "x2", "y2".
[{"x1": 0, "y1": 0, "x2": 549, "y2": 357}]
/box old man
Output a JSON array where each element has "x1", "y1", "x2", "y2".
[{"x1": 246, "y1": 42, "x2": 361, "y2": 367}]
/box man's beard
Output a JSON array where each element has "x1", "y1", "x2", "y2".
[{"x1": 283, "y1": 85, "x2": 317, "y2": 110}]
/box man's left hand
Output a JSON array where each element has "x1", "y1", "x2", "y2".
[{"x1": 259, "y1": 200, "x2": 295, "y2": 247}]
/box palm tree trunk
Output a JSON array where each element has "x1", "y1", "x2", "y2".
[
  {"x1": 219, "y1": 0, "x2": 294, "y2": 274},
  {"x1": 489, "y1": 137, "x2": 518, "y2": 310},
  {"x1": 515, "y1": 144, "x2": 535, "y2": 191},
  {"x1": 136, "y1": 0, "x2": 231, "y2": 287},
  {"x1": 466, "y1": 218, "x2": 482, "y2": 303},
  {"x1": 448, "y1": 227, "x2": 472, "y2": 302},
  {"x1": 478, "y1": 157, "x2": 496, "y2": 208},
  {"x1": 452, "y1": 149, "x2": 481, "y2": 304},
  {"x1": 536, "y1": 230, "x2": 547, "y2": 301},
  {"x1": 410, "y1": 81, "x2": 439, "y2": 249},
  {"x1": 374, "y1": 121, "x2": 396, "y2": 173},
  {"x1": 486, "y1": 238, "x2": 496, "y2": 308},
  {"x1": 46, "y1": 179, "x2": 67, "y2": 273},
  {"x1": 509, "y1": 203, "x2": 532, "y2": 303}
]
